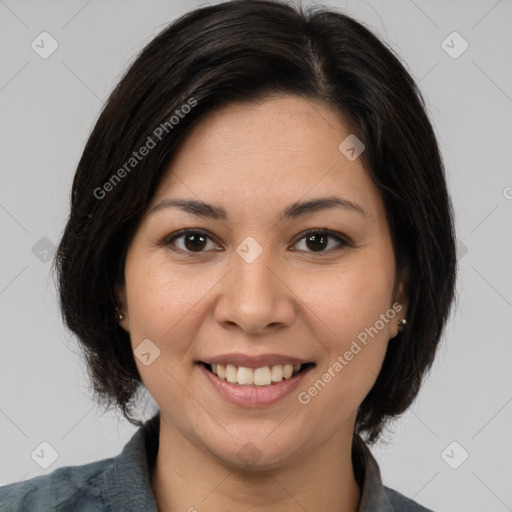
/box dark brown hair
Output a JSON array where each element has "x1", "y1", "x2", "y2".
[{"x1": 54, "y1": 0, "x2": 457, "y2": 443}]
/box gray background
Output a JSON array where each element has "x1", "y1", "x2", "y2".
[{"x1": 1, "y1": 0, "x2": 511, "y2": 510}]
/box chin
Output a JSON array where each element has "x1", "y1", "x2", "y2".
[{"x1": 196, "y1": 421, "x2": 313, "y2": 472}]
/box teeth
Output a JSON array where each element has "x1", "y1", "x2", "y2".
[
  {"x1": 253, "y1": 367, "x2": 272, "y2": 386},
  {"x1": 237, "y1": 367, "x2": 254, "y2": 385},
  {"x1": 271, "y1": 365, "x2": 283, "y2": 382},
  {"x1": 225, "y1": 364, "x2": 238, "y2": 383},
  {"x1": 208, "y1": 363, "x2": 304, "y2": 386}
]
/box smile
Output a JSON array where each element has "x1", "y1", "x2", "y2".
[
  {"x1": 197, "y1": 358, "x2": 315, "y2": 407},
  {"x1": 202, "y1": 362, "x2": 314, "y2": 386}
]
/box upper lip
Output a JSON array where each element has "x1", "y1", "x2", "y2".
[{"x1": 199, "y1": 353, "x2": 313, "y2": 368}]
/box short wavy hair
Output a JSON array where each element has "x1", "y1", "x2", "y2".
[{"x1": 54, "y1": 0, "x2": 457, "y2": 443}]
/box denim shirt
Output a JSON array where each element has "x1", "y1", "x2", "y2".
[{"x1": 0, "y1": 413, "x2": 433, "y2": 511}]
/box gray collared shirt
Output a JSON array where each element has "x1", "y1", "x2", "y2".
[{"x1": 0, "y1": 413, "x2": 433, "y2": 511}]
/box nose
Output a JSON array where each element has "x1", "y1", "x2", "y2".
[{"x1": 213, "y1": 249, "x2": 296, "y2": 334}]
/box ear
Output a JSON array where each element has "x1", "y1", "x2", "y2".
[
  {"x1": 114, "y1": 283, "x2": 129, "y2": 332},
  {"x1": 390, "y1": 273, "x2": 409, "y2": 340}
]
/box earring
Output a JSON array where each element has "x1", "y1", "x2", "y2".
[
  {"x1": 116, "y1": 307, "x2": 124, "y2": 321},
  {"x1": 397, "y1": 318, "x2": 407, "y2": 332}
]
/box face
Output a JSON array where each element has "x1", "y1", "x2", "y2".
[{"x1": 116, "y1": 95, "x2": 408, "y2": 470}]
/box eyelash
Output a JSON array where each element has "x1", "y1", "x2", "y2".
[{"x1": 162, "y1": 228, "x2": 349, "y2": 256}]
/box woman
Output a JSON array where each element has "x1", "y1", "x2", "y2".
[{"x1": 0, "y1": 0, "x2": 457, "y2": 510}]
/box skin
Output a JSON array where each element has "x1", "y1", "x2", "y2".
[{"x1": 116, "y1": 95, "x2": 408, "y2": 512}]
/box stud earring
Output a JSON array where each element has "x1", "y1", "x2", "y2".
[{"x1": 397, "y1": 318, "x2": 407, "y2": 332}]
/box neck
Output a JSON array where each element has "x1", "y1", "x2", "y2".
[{"x1": 151, "y1": 416, "x2": 361, "y2": 512}]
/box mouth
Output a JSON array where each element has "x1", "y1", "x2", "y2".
[{"x1": 198, "y1": 361, "x2": 315, "y2": 387}]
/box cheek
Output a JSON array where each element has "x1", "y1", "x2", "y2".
[
  {"x1": 123, "y1": 263, "x2": 204, "y2": 400},
  {"x1": 125, "y1": 261, "x2": 208, "y2": 343},
  {"x1": 305, "y1": 260, "x2": 396, "y2": 345},
  {"x1": 297, "y1": 256, "x2": 395, "y2": 406},
  {"x1": 298, "y1": 275, "x2": 393, "y2": 424}
]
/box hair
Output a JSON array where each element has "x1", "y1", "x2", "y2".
[{"x1": 54, "y1": 0, "x2": 457, "y2": 443}]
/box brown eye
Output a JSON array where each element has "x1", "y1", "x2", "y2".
[
  {"x1": 293, "y1": 230, "x2": 348, "y2": 253},
  {"x1": 164, "y1": 230, "x2": 219, "y2": 254},
  {"x1": 163, "y1": 228, "x2": 348, "y2": 256},
  {"x1": 182, "y1": 232, "x2": 207, "y2": 251}
]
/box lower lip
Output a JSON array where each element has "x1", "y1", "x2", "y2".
[{"x1": 198, "y1": 364, "x2": 313, "y2": 407}]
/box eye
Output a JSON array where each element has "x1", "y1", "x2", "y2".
[
  {"x1": 162, "y1": 228, "x2": 349, "y2": 256},
  {"x1": 292, "y1": 229, "x2": 348, "y2": 253},
  {"x1": 163, "y1": 229, "x2": 221, "y2": 254}
]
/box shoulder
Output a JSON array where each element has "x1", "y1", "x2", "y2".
[
  {"x1": 1, "y1": 414, "x2": 161, "y2": 512},
  {"x1": 384, "y1": 486, "x2": 434, "y2": 512},
  {"x1": 0, "y1": 457, "x2": 115, "y2": 512},
  {"x1": 352, "y1": 433, "x2": 434, "y2": 512}
]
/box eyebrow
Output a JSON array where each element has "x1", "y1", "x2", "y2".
[{"x1": 148, "y1": 196, "x2": 367, "y2": 220}]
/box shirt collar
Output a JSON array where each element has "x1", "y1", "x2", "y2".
[
  {"x1": 98, "y1": 413, "x2": 160, "y2": 511},
  {"x1": 352, "y1": 433, "x2": 395, "y2": 511},
  {"x1": 98, "y1": 412, "x2": 393, "y2": 511}
]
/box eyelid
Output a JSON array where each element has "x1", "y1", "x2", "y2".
[
  {"x1": 162, "y1": 228, "x2": 350, "y2": 255},
  {"x1": 291, "y1": 228, "x2": 350, "y2": 249},
  {"x1": 161, "y1": 229, "x2": 221, "y2": 252}
]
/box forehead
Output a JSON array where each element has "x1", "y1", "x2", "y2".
[{"x1": 151, "y1": 95, "x2": 384, "y2": 224}]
